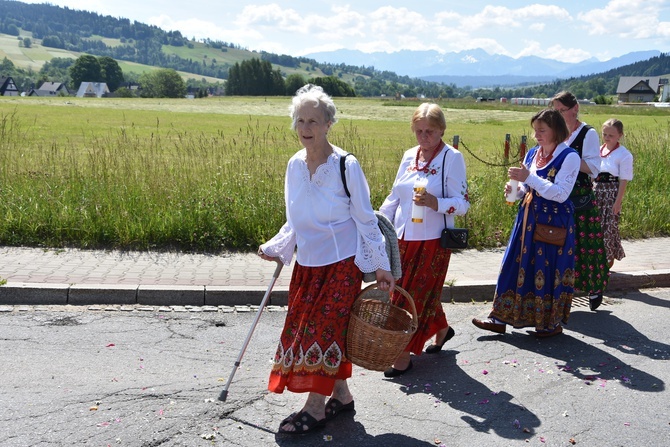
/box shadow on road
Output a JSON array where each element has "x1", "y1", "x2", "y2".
[
  {"x1": 274, "y1": 418, "x2": 436, "y2": 447},
  {"x1": 389, "y1": 353, "x2": 540, "y2": 440},
  {"x1": 490, "y1": 314, "x2": 666, "y2": 392},
  {"x1": 605, "y1": 288, "x2": 670, "y2": 309}
]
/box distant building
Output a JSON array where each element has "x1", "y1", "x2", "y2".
[
  {"x1": 0, "y1": 76, "x2": 20, "y2": 96},
  {"x1": 616, "y1": 76, "x2": 666, "y2": 103},
  {"x1": 29, "y1": 81, "x2": 71, "y2": 97},
  {"x1": 509, "y1": 98, "x2": 551, "y2": 106},
  {"x1": 76, "y1": 82, "x2": 110, "y2": 98}
]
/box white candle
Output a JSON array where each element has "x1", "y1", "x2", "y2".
[
  {"x1": 505, "y1": 179, "x2": 519, "y2": 205},
  {"x1": 411, "y1": 177, "x2": 428, "y2": 222}
]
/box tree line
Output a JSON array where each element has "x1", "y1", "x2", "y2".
[
  {"x1": 225, "y1": 59, "x2": 355, "y2": 97},
  {"x1": 2, "y1": 1, "x2": 669, "y2": 100}
]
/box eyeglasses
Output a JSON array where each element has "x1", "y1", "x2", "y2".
[{"x1": 555, "y1": 105, "x2": 574, "y2": 114}]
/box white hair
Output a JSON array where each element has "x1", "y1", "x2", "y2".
[{"x1": 289, "y1": 84, "x2": 338, "y2": 130}]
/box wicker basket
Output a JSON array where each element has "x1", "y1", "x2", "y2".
[{"x1": 346, "y1": 283, "x2": 418, "y2": 371}]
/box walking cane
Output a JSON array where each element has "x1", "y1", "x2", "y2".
[{"x1": 218, "y1": 260, "x2": 283, "y2": 402}]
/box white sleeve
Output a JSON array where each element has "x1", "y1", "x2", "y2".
[
  {"x1": 436, "y1": 150, "x2": 470, "y2": 216},
  {"x1": 619, "y1": 149, "x2": 634, "y2": 181},
  {"x1": 345, "y1": 159, "x2": 391, "y2": 273},
  {"x1": 525, "y1": 152, "x2": 581, "y2": 203},
  {"x1": 260, "y1": 221, "x2": 296, "y2": 266},
  {"x1": 582, "y1": 128, "x2": 601, "y2": 177}
]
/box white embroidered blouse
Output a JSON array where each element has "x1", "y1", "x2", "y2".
[
  {"x1": 379, "y1": 144, "x2": 470, "y2": 241},
  {"x1": 260, "y1": 146, "x2": 390, "y2": 274},
  {"x1": 599, "y1": 144, "x2": 634, "y2": 181}
]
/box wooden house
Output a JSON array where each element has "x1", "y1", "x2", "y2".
[
  {"x1": 0, "y1": 76, "x2": 20, "y2": 96},
  {"x1": 616, "y1": 76, "x2": 665, "y2": 102},
  {"x1": 32, "y1": 81, "x2": 71, "y2": 96},
  {"x1": 75, "y1": 82, "x2": 110, "y2": 98}
]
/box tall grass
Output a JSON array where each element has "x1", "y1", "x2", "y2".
[
  {"x1": 0, "y1": 111, "x2": 292, "y2": 251},
  {"x1": 617, "y1": 120, "x2": 670, "y2": 238},
  {"x1": 1, "y1": 100, "x2": 668, "y2": 253}
]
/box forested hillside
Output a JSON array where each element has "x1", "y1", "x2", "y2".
[
  {"x1": 472, "y1": 53, "x2": 670, "y2": 102},
  {"x1": 1, "y1": 0, "x2": 669, "y2": 99},
  {"x1": 0, "y1": 0, "x2": 234, "y2": 78}
]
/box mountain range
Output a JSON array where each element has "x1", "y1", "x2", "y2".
[{"x1": 305, "y1": 48, "x2": 662, "y2": 88}]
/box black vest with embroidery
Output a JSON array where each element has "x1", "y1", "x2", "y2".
[{"x1": 569, "y1": 124, "x2": 593, "y2": 191}]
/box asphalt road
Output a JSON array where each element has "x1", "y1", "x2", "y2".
[{"x1": 1, "y1": 288, "x2": 668, "y2": 447}]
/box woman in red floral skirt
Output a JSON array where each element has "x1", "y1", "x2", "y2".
[{"x1": 259, "y1": 84, "x2": 394, "y2": 434}]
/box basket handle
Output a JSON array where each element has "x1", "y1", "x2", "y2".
[{"x1": 357, "y1": 283, "x2": 419, "y2": 328}]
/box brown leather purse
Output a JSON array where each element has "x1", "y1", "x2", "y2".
[{"x1": 533, "y1": 223, "x2": 567, "y2": 246}]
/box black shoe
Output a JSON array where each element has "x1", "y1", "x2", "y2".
[
  {"x1": 589, "y1": 293, "x2": 603, "y2": 311},
  {"x1": 383, "y1": 360, "x2": 413, "y2": 378},
  {"x1": 425, "y1": 326, "x2": 455, "y2": 354}
]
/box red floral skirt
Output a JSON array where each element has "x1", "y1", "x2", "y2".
[
  {"x1": 391, "y1": 238, "x2": 451, "y2": 355},
  {"x1": 268, "y1": 257, "x2": 362, "y2": 395}
]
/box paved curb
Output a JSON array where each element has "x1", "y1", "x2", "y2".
[{"x1": 2, "y1": 269, "x2": 668, "y2": 306}]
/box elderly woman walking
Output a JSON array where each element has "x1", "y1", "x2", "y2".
[
  {"x1": 379, "y1": 103, "x2": 470, "y2": 376},
  {"x1": 258, "y1": 84, "x2": 395, "y2": 434}
]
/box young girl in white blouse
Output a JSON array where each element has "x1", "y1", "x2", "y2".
[{"x1": 594, "y1": 118, "x2": 634, "y2": 268}]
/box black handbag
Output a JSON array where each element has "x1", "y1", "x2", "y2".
[
  {"x1": 441, "y1": 227, "x2": 469, "y2": 249},
  {"x1": 439, "y1": 148, "x2": 469, "y2": 250}
]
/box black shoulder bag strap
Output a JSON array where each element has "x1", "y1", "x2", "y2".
[
  {"x1": 441, "y1": 146, "x2": 451, "y2": 230},
  {"x1": 340, "y1": 153, "x2": 353, "y2": 198}
]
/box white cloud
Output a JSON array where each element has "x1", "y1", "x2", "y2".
[
  {"x1": 514, "y1": 40, "x2": 590, "y2": 63},
  {"x1": 578, "y1": 0, "x2": 667, "y2": 39},
  {"x1": 543, "y1": 44, "x2": 592, "y2": 63},
  {"x1": 516, "y1": 41, "x2": 544, "y2": 59},
  {"x1": 464, "y1": 4, "x2": 571, "y2": 30},
  {"x1": 236, "y1": 4, "x2": 306, "y2": 34}
]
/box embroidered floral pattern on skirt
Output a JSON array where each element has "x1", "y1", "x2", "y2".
[
  {"x1": 572, "y1": 184, "x2": 610, "y2": 294},
  {"x1": 391, "y1": 238, "x2": 451, "y2": 355},
  {"x1": 268, "y1": 257, "x2": 362, "y2": 396},
  {"x1": 594, "y1": 180, "x2": 626, "y2": 262}
]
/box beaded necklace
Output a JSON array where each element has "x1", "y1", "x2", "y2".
[
  {"x1": 414, "y1": 141, "x2": 444, "y2": 173},
  {"x1": 536, "y1": 146, "x2": 556, "y2": 169},
  {"x1": 600, "y1": 142, "x2": 620, "y2": 157}
]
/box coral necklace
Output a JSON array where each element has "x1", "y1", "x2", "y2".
[
  {"x1": 414, "y1": 141, "x2": 444, "y2": 173},
  {"x1": 600, "y1": 142, "x2": 619, "y2": 157},
  {"x1": 536, "y1": 146, "x2": 556, "y2": 169}
]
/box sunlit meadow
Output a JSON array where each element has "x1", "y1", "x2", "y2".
[{"x1": 0, "y1": 97, "x2": 668, "y2": 253}]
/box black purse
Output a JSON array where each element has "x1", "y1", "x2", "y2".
[
  {"x1": 441, "y1": 227, "x2": 469, "y2": 249},
  {"x1": 438, "y1": 148, "x2": 469, "y2": 250}
]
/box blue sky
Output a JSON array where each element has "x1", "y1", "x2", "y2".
[{"x1": 19, "y1": 0, "x2": 670, "y2": 62}]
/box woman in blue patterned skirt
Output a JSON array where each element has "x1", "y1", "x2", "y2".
[{"x1": 473, "y1": 109, "x2": 579, "y2": 338}]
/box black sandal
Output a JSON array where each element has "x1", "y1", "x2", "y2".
[
  {"x1": 325, "y1": 398, "x2": 355, "y2": 421},
  {"x1": 280, "y1": 412, "x2": 297, "y2": 426},
  {"x1": 278, "y1": 410, "x2": 326, "y2": 435}
]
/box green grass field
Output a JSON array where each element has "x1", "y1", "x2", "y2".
[{"x1": 1, "y1": 96, "x2": 669, "y2": 252}]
